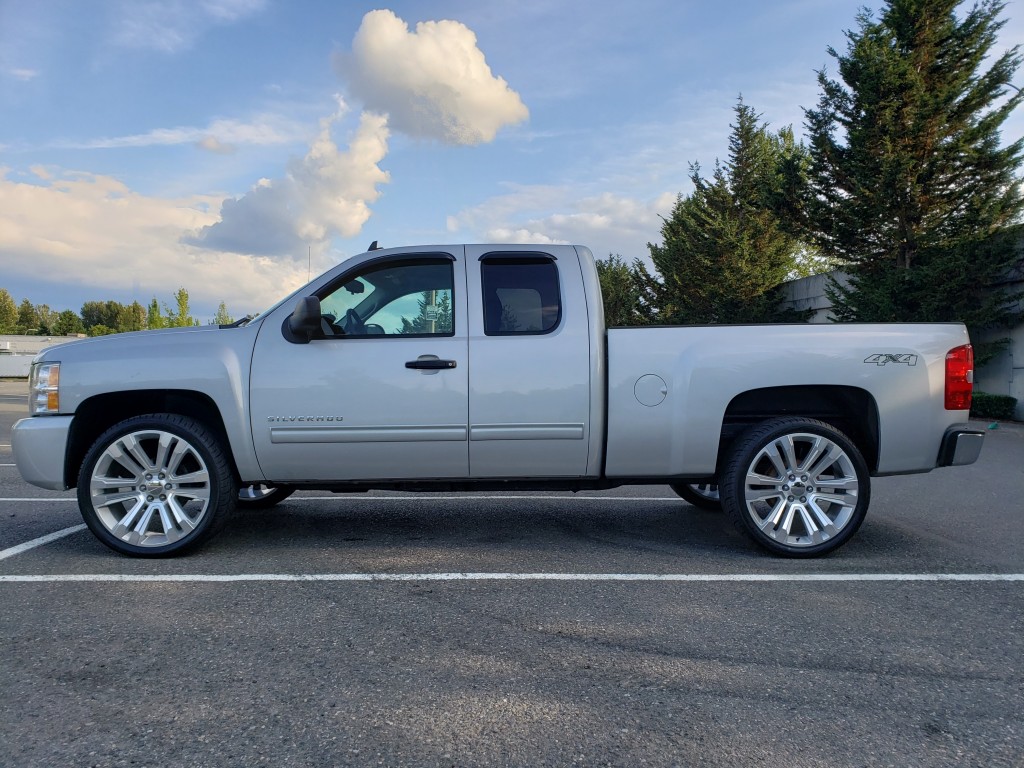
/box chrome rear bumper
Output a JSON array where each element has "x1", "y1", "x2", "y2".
[{"x1": 937, "y1": 426, "x2": 985, "y2": 467}]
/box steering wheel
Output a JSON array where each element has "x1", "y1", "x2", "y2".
[{"x1": 343, "y1": 308, "x2": 366, "y2": 335}]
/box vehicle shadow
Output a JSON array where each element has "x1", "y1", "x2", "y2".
[{"x1": 221, "y1": 496, "x2": 755, "y2": 567}]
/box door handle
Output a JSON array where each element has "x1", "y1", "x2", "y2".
[{"x1": 405, "y1": 359, "x2": 457, "y2": 370}]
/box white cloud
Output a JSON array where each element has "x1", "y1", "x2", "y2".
[
  {"x1": 59, "y1": 113, "x2": 307, "y2": 150},
  {"x1": 484, "y1": 228, "x2": 564, "y2": 245},
  {"x1": 112, "y1": 0, "x2": 267, "y2": 53},
  {"x1": 450, "y1": 187, "x2": 676, "y2": 260},
  {"x1": 188, "y1": 110, "x2": 391, "y2": 255},
  {"x1": 336, "y1": 9, "x2": 528, "y2": 145},
  {"x1": 6, "y1": 68, "x2": 39, "y2": 81},
  {"x1": 200, "y1": 0, "x2": 267, "y2": 22},
  {"x1": 196, "y1": 136, "x2": 236, "y2": 154},
  {"x1": 0, "y1": 168, "x2": 308, "y2": 316}
]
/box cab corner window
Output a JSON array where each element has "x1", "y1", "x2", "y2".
[
  {"x1": 318, "y1": 257, "x2": 454, "y2": 338},
  {"x1": 481, "y1": 256, "x2": 560, "y2": 336}
]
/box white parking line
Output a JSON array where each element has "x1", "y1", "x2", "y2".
[
  {"x1": 286, "y1": 495, "x2": 683, "y2": 501},
  {"x1": 1, "y1": 572, "x2": 1022, "y2": 583},
  {"x1": 0, "y1": 525, "x2": 87, "y2": 561},
  {"x1": 0, "y1": 495, "x2": 682, "y2": 503},
  {"x1": 0, "y1": 498, "x2": 76, "y2": 502}
]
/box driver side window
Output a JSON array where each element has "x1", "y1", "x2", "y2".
[{"x1": 318, "y1": 258, "x2": 455, "y2": 338}]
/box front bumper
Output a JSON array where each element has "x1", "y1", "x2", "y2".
[
  {"x1": 11, "y1": 416, "x2": 73, "y2": 490},
  {"x1": 937, "y1": 426, "x2": 985, "y2": 467}
]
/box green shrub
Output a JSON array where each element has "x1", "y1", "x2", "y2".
[{"x1": 970, "y1": 392, "x2": 1018, "y2": 420}]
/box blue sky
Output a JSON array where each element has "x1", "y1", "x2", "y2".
[{"x1": 1, "y1": 0, "x2": 1022, "y2": 321}]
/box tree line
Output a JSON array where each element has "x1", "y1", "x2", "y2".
[
  {"x1": 0, "y1": 288, "x2": 235, "y2": 337},
  {"x1": 598, "y1": 0, "x2": 1022, "y2": 363}
]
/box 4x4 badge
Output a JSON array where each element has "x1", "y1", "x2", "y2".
[{"x1": 864, "y1": 353, "x2": 918, "y2": 366}]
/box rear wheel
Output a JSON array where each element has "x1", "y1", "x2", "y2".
[
  {"x1": 77, "y1": 414, "x2": 237, "y2": 557},
  {"x1": 670, "y1": 482, "x2": 721, "y2": 510},
  {"x1": 719, "y1": 417, "x2": 869, "y2": 557}
]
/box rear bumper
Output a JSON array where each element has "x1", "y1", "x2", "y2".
[
  {"x1": 937, "y1": 426, "x2": 985, "y2": 467},
  {"x1": 11, "y1": 416, "x2": 73, "y2": 490}
]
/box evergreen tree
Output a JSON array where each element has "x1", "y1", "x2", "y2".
[
  {"x1": 52, "y1": 309, "x2": 84, "y2": 336},
  {"x1": 147, "y1": 298, "x2": 166, "y2": 329},
  {"x1": 126, "y1": 303, "x2": 147, "y2": 331},
  {"x1": 398, "y1": 291, "x2": 453, "y2": 334},
  {"x1": 805, "y1": 0, "x2": 1024, "y2": 346},
  {"x1": 646, "y1": 99, "x2": 812, "y2": 324},
  {"x1": 0, "y1": 289, "x2": 17, "y2": 332},
  {"x1": 16, "y1": 299, "x2": 38, "y2": 333},
  {"x1": 595, "y1": 254, "x2": 655, "y2": 326}
]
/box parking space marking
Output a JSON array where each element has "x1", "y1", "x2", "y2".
[
  {"x1": 0, "y1": 495, "x2": 681, "y2": 503},
  {"x1": 0, "y1": 525, "x2": 87, "y2": 561},
  {"x1": 1, "y1": 572, "x2": 1022, "y2": 583},
  {"x1": 0, "y1": 498, "x2": 76, "y2": 502},
  {"x1": 283, "y1": 495, "x2": 684, "y2": 501}
]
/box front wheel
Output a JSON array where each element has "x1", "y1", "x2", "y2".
[
  {"x1": 719, "y1": 418, "x2": 870, "y2": 557},
  {"x1": 77, "y1": 414, "x2": 237, "y2": 557},
  {"x1": 238, "y1": 484, "x2": 295, "y2": 509}
]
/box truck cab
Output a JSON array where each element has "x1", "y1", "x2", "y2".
[{"x1": 249, "y1": 244, "x2": 600, "y2": 482}]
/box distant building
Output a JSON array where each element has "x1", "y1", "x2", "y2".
[
  {"x1": 780, "y1": 271, "x2": 850, "y2": 325},
  {"x1": 0, "y1": 334, "x2": 83, "y2": 377}
]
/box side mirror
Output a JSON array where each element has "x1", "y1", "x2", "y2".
[{"x1": 286, "y1": 296, "x2": 322, "y2": 344}]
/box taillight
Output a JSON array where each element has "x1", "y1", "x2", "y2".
[{"x1": 944, "y1": 344, "x2": 974, "y2": 410}]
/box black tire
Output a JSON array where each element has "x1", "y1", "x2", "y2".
[
  {"x1": 76, "y1": 414, "x2": 237, "y2": 557},
  {"x1": 670, "y1": 482, "x2": 721, "y2": 510},
  {"x1": 238, "y1": 484, "x2": 295, "y2": 509},
  {"x1": 719, "y1": 417, "x2": 870, "y2": 557}
]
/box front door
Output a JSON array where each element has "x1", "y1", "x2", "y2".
[{"x1": 250, "y1": 250, "x2": 469, "y2": 482}]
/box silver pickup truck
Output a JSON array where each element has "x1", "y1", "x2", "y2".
[{"x1": 12, "y1": 243, "x2": 984, "y2": 558}]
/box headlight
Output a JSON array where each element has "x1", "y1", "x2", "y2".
[{"x1": 29, "y1": 362, "x2": 60, "y2": 414}]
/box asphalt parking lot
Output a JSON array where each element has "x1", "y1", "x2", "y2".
[{"x1": 1, "y1": 379, "x2": 1022, "y2": 767}]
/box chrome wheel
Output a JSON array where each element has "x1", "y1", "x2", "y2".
[
  {"x1": 88, "y1": 429, "x2": 211, "y2": 547},
  {"x1": 742, "y1": 433, "x2": 858, "y2": 547},
  {"x1": 240, "y1": 484, "x2": 278, "y2": 502},
  {"x1": 689, "y1": 483, "x2": 719, "y2": 502},
  {"x1": 721, "y1": 418, "x2": 869, "y2": 557},
  {"x1": 670, "y1": 481, "x2": 721, "y2": 510},
  {"x1": 238, "y1": 483, "x2": 295, "y2": 509},
  {"x1": 78, "y1": 414, "x2": 236, "y2": 556}
]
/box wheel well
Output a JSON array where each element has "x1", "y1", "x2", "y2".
[
  {"x1": 65, "y1": 390, "x2": 234, "y2": 488},
  {"x1": 718, "y1": 386, "x2": 880, "y2": 473}
]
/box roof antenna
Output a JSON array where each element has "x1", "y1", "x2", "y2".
[{"x1": 368, "y1": 240, "x2": 380, "y2": 251}]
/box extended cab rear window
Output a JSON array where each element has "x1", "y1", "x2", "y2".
[{"x1": 480, "y1": 255, "x2": 561, "y2": 335}]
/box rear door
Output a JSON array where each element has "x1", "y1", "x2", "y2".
[{"x1": 465, "y1": 245, "x2": 592, "y2": 477}]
